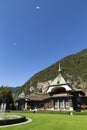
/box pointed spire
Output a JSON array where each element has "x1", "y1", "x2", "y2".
[{"x1": 58, "y1": 63, "x2": 61, "y2": 72}]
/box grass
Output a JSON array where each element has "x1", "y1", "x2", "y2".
[{"x1": 1, "y1": 112, "x2": 87, "y2": 130}]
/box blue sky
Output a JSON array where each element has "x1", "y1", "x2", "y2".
[{"x1": 0, "y1": 0, "x2": 87, "y2": 87}]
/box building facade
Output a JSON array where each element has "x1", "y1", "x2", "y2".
[{"x1": 16, "y1": 65, "x2": 86, "y2": 111}]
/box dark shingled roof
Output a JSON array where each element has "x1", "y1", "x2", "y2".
[{"x1": 27, "y1": 95, "x2": 50, "y2": 101}]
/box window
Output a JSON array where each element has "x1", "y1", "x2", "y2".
[
  {"x1": 65, "y1": 101, "x2": 70, "y2": 108},
  {"x1": 55, "y1": 100, "x2": 59, "y2": 109},
  {"x1": 60, "y1": 99, "x2": 63, "y2": 108}
]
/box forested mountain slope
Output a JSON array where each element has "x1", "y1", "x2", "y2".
[{"x1": 15, "y1": 49, "x2": 87, "y2": 96}]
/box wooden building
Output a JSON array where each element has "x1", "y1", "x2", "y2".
[{"x1": 16, "y1": 65, "x2": 86, "y2": 111}]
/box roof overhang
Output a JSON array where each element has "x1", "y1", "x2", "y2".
[{"x1": 47, "y1": 84, "x2": 72, "y2": 94}]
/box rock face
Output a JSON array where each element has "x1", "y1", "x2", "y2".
[
  {"x1": 34, "y1": 77, "x2": 87, "y2": 94},
  {"x1": 36, "y1": 80, "x2": 51, "y2": 93}
]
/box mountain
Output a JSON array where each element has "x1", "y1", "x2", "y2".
[
  {"x1": 10, "y1": 86, "x2": 20, "y2": 93},
  {"x1": 15, "y1": 48, "x2": 87, "y2": 96}
]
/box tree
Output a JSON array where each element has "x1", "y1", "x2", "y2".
[{"x1": 0, "y1": 86, "x2": 14, "y2": 109}]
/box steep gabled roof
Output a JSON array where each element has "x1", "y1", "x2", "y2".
[
  {"x1": 47, "y1": 64, "x2": 72, "y2": 93},
  {"x1": 18, "y1": 91, "x2": 25, "y2": 99},
  {"x1": 50, "y1": 73, "x2": 67, "y2": 86}
]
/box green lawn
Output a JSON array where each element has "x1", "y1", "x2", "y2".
[{"x1": 1, "y1": 112, "x2": 87, "y2": 130}]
